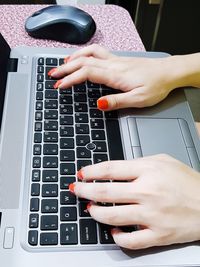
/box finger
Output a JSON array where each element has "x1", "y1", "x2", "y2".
[
  {"x1": 56, "y1": 66, "x2": 116, "y2": 89},
  {"x1": 111, "y1": 228, "x2": 157, "y2": 250},
  {"x1": 51, "y1": 56, "x2": 108, "y2": 79},
  {"x1": 97, "y1": 89, "x2": 149, "y2": 111},
  {"x1": 68, "y1": 44, "x2": 114, "y2": 62},
  {"x1": 73, "y1": 181, "x2": 140, "y2": 203},
  {"x1": 77, "y1": 160, "x2": 144, "y2": 182},
  {"x1": 87, "y1": 204, "x2": 144, "y2": 225}
]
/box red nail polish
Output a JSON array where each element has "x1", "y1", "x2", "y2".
[
  {"x1": 64, "y1": 56, "x2": 70, "y2": 63},
  {"x1": 69, "y1": 183, "x2": 75, "y2": 193},
  {"x1": 77, "y1": 169, "x2": 84, "y2": 180},
  {"x1": 86, "y1": 202, "x2": 92, "y2": 210},
  {"x1": 48, "y1": 67, "x2": 57, "y2": 76},
  {"x1": 97, "y1": 98, "x2": 109, "y2": 110},
  {"x1": 111, "y1": 228, "x2": 118, "y2": 235},
  {"x1": 53, "y1": 79, "x2": 63, "y2": 89}
]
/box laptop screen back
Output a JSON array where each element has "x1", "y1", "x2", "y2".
[{"x1": 0, "y1": 33, "x2": 10, "y2": 130}]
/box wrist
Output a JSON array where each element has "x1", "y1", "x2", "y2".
[{"x1": 165, "y1": 54, "x2": 200, "y2": 89}]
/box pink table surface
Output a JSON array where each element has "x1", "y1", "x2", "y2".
[{"x1": 0, "y1": 4, "x2": 145, "y2": 51}]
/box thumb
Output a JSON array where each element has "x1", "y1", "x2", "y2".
[{"x1": 97, "y1": 91, "x2": 144, "y2": 111}]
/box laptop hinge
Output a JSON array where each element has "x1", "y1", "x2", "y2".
[{"x1": 7, "y1": 58, "x2": 18, "y2": 72}]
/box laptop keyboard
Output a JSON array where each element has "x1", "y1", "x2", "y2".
[{"x1": 27, "y1": 56, "x2": 124, "y2": 248}]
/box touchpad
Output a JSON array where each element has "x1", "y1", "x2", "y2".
[{"x1": 128, "y1": 118, "x2": 191, "y2": 166}]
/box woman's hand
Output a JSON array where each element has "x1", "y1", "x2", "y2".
[
  {"x1": 49, "y1": 44, "x2": 182, "y2": 110},
  {"x1": 70, "y1": 154, "x2": 200, "y2": 249}
]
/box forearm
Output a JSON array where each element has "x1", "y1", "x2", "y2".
[{"x1": 166, "y1": 53, "x2": 200, "y2": 89}]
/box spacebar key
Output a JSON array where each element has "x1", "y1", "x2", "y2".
[{"x1": 105, "y1": 119, "x2": 124, "y2": 160}]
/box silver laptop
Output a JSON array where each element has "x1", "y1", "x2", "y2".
[{"x1": 0, "y1": 32, "x2": 200, "y2": 267}]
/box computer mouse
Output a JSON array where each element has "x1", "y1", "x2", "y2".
[{"x1": 25, "y1": 5, "x2": 96, "y2": 44}]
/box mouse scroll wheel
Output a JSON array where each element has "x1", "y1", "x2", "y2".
[{"x1": 32, "y1": 10, "x2": 42, "y2": 17}]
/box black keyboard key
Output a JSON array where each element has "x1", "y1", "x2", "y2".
[
  {"x1": 60, "y1": 150, "x2": 75, "y2": 161},
  {"x1": 77, "y1": 160, "x2": 92, "y2": 171},
  {"x1": 43, "y1": 156, "x2": 58, "y2": 168},
  {"x1": 36, "y1": 92, "x2": 43, "y2": 100},
  {"x1": 60, "y1": 95, "x2": 72, "y2": 104},
  {"x1": 60, "y1": 126, "x2": 74, "y2": 137},
  {"x1": 36, "y1": 101, "x2": 43, "y2": 110},
  {"x1": 74, "y1": 93, "x2": 87, "y2": 102},
  {"x1": 42, "y1": 184, "x2": 58, "y2": 197},
  {"x1": 46, "y1": 58, "x2": 58, "y2": 66},
  {"x1": 40, "y1": 233, "x2": 58, "y2": 246},
  {"x1": 35, "y1": 111, "x2": 42, "y2": 121},
  {"x1": 36, "y1": 83, "x2": 43, "y2": 91},
  {"x1": 37, "y1": 74, "x2": 44, "y2": 82},
  {"x1": 37, "y1": 65, "x2": 44, "y2": 73},
  {"x1": 44, "y1": 132, "x2": 58, "y2": 143},
  {"x1": 29, "y1": 214, "x2": 39, "y2": 228},
  {"x1": 43, "y1": 144, "x2": 58, "y2": 155},
  {"x1": 60, "y1": 115, "x2": 73, "y2": 125},
  {"x1": 41, "y1": 215, "x2": 58, "y2": 230},
  {"x1": 60, "y1": 138, "x2": 74, "y2": 149},
  {"x1": 76, "y1": 135, "x2": 90, "y2": 146},
  {"x1": 45, "y1": 81, "x2": 55, "y2": 89},
  {"x1": 44, "y1": 110, "x2": 58, "y2": 120},
  {"x1": 106, "y1": 119, "x2": 124, "y2": 160},
  {"x1": 60, "y1": 223, "x2": 78, "y2": 245},
  {"x1": 35, "y1": 122, "x2": 42, "y2": 132},
  {"x1": 32, "y1": 170, "x2": 40, "y2": 182},
  {"x1": 34, "y1": 133, "x2": 42, "y2": 143},
  {"x1": 79, "y1": 202, "x2": 91, "y2": 217},
  {"x1": 38, "y1": 57, "x2": 44, "y2": 65},
  {"x1": 74, "y1": 102, "x2": 88, "y2": 112},
  {"x1": 59, "y1": 58, "x2": 65, "y2": 65},
  {"x1": 45, "y1": 90, "x2": 58, "y2": 99},
  {"x1": 93, "y1": 141, "x2": 107, "y2": 152},
  {"x1": 90, "y1": 109, "x2": 103, "y2": 118},
  {"x1": 33, "y1": 157, "x2": 41, "y2": 168},
  {"x1": 31, "y1": 183, "x2": 40, "y2": 196},
  {"x1": 60, "y1": 163, "x2": 75, "y2": 175},
  {"x1": 33, "y1": 144, "x2": 41, "y2": 155},
  {"x1": 74, "y1": 83, "x2": 86, "y2": 92},
  {"x1": 75, "y1": 124, "x2": 89, "y2": 134},
  {"x1": 28, "y1": 230, "x2": 38, "y2": 246},
  {"x1": 89, "y1": 98, "x2": 97, "y2": 108},
  {"x1": 87, "y1": 81, "x2": 100, "y2": 89},
  {"x1": 41, "y1": 199, "x2": 58, "y2": 213},
  {"x1": 59, "y1": 88, "x2": 72, "y2": 94},
  {"x1": 60, "y1": 207, "x2": 77, "y2": 221},
  {"x1": 88, "y1": 88, "x2": 101, "y2": 98},
  {"x1": 90, "y1": 119, "x2": 104, "y2": 129},
  {"x1": 77, "y1": 147, "x2": 91, "y2": 158},
  {"x1": 99, "y1": 223, "x2": 114, "y2": 244},
  {"x1": 60, "y1": 104, "x2": 73, "y2": 114},
  {"x1": 91, "y1": 130, "x2": 105, "y2": 140},
  {"x1": 30, "y1": 198, "x2": 39, "y2": 212},
  {"x1": 60, "y1": 177, "x2": 76, "y2": 189},
  {"x1": 75, "y1": 113, "x2": 88, "y2": 123},
  {"x1": 45, "y1": 99, "x2": 58, "y2": 109},
  {"x1": 42, "y1": 170, "x2": 58, "y2": 182},
  {"x1": 80, "y1": 219, "x2": 97, "y2": 244},
  {"x1": 44, "y1": 120, "x2": 58, "y2": 131},
  {"x1": 93, "y1": 153, "x2": 108, "y2": 163},
  {"x1": 105, "y1": 111, "x2": 118, "y2": 119},
  {"x1": 60, "y1": 191, "x2": 77, "y2": 205}
]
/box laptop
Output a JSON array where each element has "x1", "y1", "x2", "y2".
[{"x1": 0, "y1": 32, "x2": 200, "y2": 267}]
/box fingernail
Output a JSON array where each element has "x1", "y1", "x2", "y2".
[
  {"x1": 48, "y1": 67, "x2": 57, "y2": 76},
  {"x1": 77, "y1": 169, "x2": 84, "y2": 180},
  {"x1": 87, "y1": 202, "x2": 92, "y2": 211},
  {"x1": 69, "y1": 183, "x2": 75, "y2": 193},
  {"x1": 53, "y1": 79, "x2": 63, "y2": 89},
  {"x1": 111, "y1": 228, "x2": 118, "y2": 235},
  {"x1": 64, "y1": 56, "x2": 70, "y2": 63},
  {"x1": 97, "y1": 98, "x2": 109, "y2": 110}
]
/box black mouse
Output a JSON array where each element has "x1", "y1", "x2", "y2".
[{"x1": 25, "y1": 5, "x2": 96, "y2": 44}]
